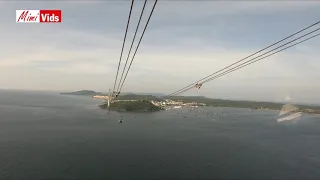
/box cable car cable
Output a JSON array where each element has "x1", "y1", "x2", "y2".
[
  {"x1": 117, "y1": 0, "x2": 148, "y2": 93},
  {"x1": 169, "y1": 30, "x2": 320, "y2": 97},
  {"x1": 112, "y1": 0, "x2": 135, "y2": 97},
  {"x1": 118, "y1": 0, "x2": 159, "y2": 94},
  {"x1": 164, "y1": 21, "x2": 320, "y2": 97}
]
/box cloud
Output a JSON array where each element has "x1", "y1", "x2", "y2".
[
  {"x1": 0, "y1": 1, "x2": 319, "y2": 103},
  {"x1": 0, "y1": 26, "x2": 123, "y2": 74}
]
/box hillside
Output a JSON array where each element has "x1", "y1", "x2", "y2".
[
  {"x1": 60, "y1": 90, "x2": 103, "y2": 96},
  {"x1": 168, "y1": 95, "x2": 320, "y2": 112},
  {"x1": 60, "y1": 91, "x2": 163, "y2": 97},
  {"x1": 114, "y1": 94, "x2": 320, "y2": 113}
]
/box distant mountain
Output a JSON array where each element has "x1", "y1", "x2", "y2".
[
  {"x1": 60, "y1": 90, "x2": 164, "y2": 97},
  {"x1": 60, "y1": 90, "x2": 104, "y2": 96}
]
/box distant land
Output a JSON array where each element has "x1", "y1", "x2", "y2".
[
  {"x1": 60, "y1": 90, "x2": 103, "y2": 96},
  {"x1": 60, "y1": 90, "x2": 164, "y2": 97},
  {"x1": 61, "y1": 90, "x2": 320, "y2": 114}
]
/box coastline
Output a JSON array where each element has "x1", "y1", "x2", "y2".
[{"x1": 59, "y1": 91, "x2": 320, "y2": 114}]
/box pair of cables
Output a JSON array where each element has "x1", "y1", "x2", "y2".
[
  {"x1": 112, "y1": 0, "x2": 158, "y2": 98},
  {"x1": 162, "y1": 21, "x2": 320, "y2": 99}
]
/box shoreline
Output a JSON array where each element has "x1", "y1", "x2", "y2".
[
  {"x1": 99, "y1": 101, "x2": 320, "y2": 115},
  {"x1": 59, "y1": 91, "x2": 320, "y2": 114}
]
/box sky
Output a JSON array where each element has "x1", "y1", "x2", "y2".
[{"x1": 0, "y1": 0, "x2": 320, "y2": 103}]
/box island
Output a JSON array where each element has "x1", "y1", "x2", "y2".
[
  {"x1": 60, "y1": 90, "x2": 104, "y2": 96},
  {"x1": 166, "y1": 95, "x2": 320, "y2": 114},
  {"x1": 99, "y1": 100, "x2": 164, "y2": 112},
  {"x1": 108, "y1": 94, "x2": 320, "y2": 114},
  {"x1": 61, "y1": 91, "x2": 320, "y2": 114}
]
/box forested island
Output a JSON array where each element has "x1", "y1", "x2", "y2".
[
  {"x1": 61, "y1": 91, "x2": 320, "y2": 114},
  {"x1": 112, "y1": 94, "x2": 320, "y2": 114},
  {"x1": 166, "y1": 96, "x2": 320, "y2": 114},
  {"x1": 99, "y1": 100, "x2": 163, "y2": 112},
  {"x1": 60, "y1": 90, "x2": 103, "y2": 96}
]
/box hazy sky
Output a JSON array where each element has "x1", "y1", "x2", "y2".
[{"x1": 0, "y1": 1, "x2": 320, "y2": 103}]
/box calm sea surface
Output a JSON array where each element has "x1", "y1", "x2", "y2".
[{"x1": 0, "y1": 90, "x2": 320, "y2": 180}]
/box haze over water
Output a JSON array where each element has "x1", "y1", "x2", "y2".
[{"x1": 0, "y1": 90, "x2": 320, "y2": 180}]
